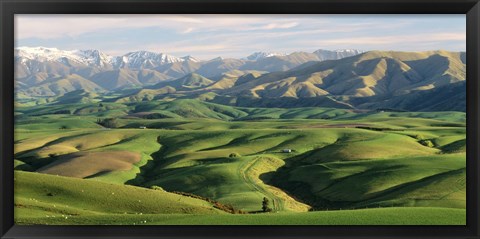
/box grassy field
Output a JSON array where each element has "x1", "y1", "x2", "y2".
[
  {"x1": 15, "y1": 171, "x2": 465, "y2": 225},
  {"x1": 14, "y1": 99, "x2": 466, "y2": 225}
]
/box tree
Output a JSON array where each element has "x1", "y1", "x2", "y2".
[
  {"x1": 97, "y1": 118, "x2": 119, "y2": 128},
  {"x1": 262, "y1": 197, "x2": 272, "y2": 212}
]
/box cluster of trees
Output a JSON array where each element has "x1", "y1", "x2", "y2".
[
  {"x1": 171, "y1": 191, "x2": 247, "y2": 214},
  {"x1": 96, "y1": 118, "x2": 119, "y2": 128},
  {"x1": 52, "y1": 109, "x2": 71, "y2": 115},
  {"x1": 152, "y1": 186, "x2": 273, "y2": 214},
  {"x1": 355, "y1": 126, "x2": 394, "y2": 131},
  {"x1": 415, "y1": 134, "x2": 435, "y2": 147}
]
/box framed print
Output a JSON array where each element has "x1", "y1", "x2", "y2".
[{"x1": 1, "y1": 0, "x2": 479, "y2": 238}]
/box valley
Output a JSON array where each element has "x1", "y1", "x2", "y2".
[
  {"x1": 13, "y1": 49, "x2": 466, "y2": 225},
  {"x1": 14, "y1": 99, "x2": 466, "y2": 224}
]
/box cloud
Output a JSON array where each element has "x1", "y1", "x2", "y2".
[
  {"x1": 142, "y1": 42, "x2": 243, "y2": 59},
  {"x1": 181, "y1": 28, "x2": 194, "y2": 34},
  {"x1": 15, "y1": 14, "x2": 294, "y2": 40},
  {"x1": 312, "y1": 33, "x2": 465, "y2": 46},
  {"x1": 248, "y1": 22, "x2": 299, "y2": 30},
  {"x1": 15, "y1": 14, "x2": 206, "y2": 39},
  {"x1": 291, "y1": 32, "x2": 466, "y2": 52},
  {"x1": 15, "y1": 14, "x2": 466, "y2": 58}
]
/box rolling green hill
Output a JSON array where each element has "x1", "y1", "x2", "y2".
[
  {"x1": 14, "y1": 102, "x2": 466, "y2": 221},
  {"x1": 53, "y1": 90, "x2": 99, "y2": 104},
  {"x1": 15, "y1": 170, "x2": 225, "y2": 225},
  {"x1": 13, "y1": 49, "x2": 467, "y2": 225},
  {"x1": 15, "y1": 170, "x2": 465, "y2": 225},
  {"x1": 15, "y1": 99, "x2": 467, "y2": 124}
]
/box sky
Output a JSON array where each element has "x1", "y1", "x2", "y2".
[{"x1": 15, "y1": 14, "x2": 466, "y2": 60}]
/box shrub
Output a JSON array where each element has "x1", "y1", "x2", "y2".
[
  {"x1": 150, "y1": 186, "x2": 164, "y2": 191},
  {"x1": 171, "y1": 191, "x2": 247, "y2": 214},
  {"x1": 414, "y1": 134, "x2": 425, "y2": 140},
  {"x1": 229, "y1": 153, "x2": 240, "y2": 158},
  {"x1": 420, "y1": 139, "x2": 434, "y2": 147}
]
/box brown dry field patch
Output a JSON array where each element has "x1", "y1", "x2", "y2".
[{"x1": 37, "y1": 151, "x2": 141, "y2": 178}]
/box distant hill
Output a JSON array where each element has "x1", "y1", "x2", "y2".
[
  {"x1": 215, "y1": 50, "x2": 466, "y2": 111},
  {"x1": 224, "y1": 51, "x2": 465, "y2": 98},
  {"x1": 53, "y1": 89, "x2": 99, "y2": 104},
  {"x1": 90, "y1": 69, "x2": 171, "y2": 90},
  {"x1": 152, "y1": 73, "x2": 214, "y2": 91},
  {"x1": 15, "y1": 48, "x2": 466, "y2": 112},
  {"x1": 22, "y1": 74, "x2": 104, "y2": 97},
  {"x1": 15, "y1": 47, "x2": 362, "y2": 97}
]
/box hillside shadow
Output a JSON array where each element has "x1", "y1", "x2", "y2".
[
  {"x1": 258, "y1": 148, "x2": 344, "y2": 211},
  {"x1": 125, "y1": 136, "x2": 169, "y2": 186}
]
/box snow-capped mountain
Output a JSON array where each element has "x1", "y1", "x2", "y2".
[
  {"x1": 244, "y1": 52, "x2": 286, "y2": 61},
  {"x1": 15, "y1": 47, "x2": 113, "y2": 67},
  {"x1": 181, "y1": 55, "x2": 200, "y2": 62},
  {"x1": 73, "y1": 49, "x2": 114, "y2": 68},
  {"x1": 16, "y1": 47, "x2": 363, "y2": 71},
  {"x1": 314, "y1": 49, "x2": 365, "y2": 61},
  {"x1": 15, "y1": 46, "x2": 366, "y2": 96},
  {"x1": 111, "y1": 51, "x2": 184, "y2": 69},
  {"x1": 15, "y1": 47, "x2": 196, "y2": 70},
  {"x1": 209, "y1": 56, "x2": 224, "y2": 61},
  {"x1": 244, "y1": 49, "x2": 363, "y2": 61}
]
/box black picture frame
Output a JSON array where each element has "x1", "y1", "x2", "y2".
[{"x1": 1, "y1": 0, "x2": 479, "y2": 238}]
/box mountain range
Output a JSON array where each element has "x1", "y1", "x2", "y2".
[
  {"x1": 15, "y1": 47, "x2": 363, "y2": 93},
  {"x1": 15, "y1": 47, "x2": 465, "y2": 112}
]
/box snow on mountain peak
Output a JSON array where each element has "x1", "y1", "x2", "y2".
[
  {"x1": 245, "y1": 52, "x2": 286, "y2": 61},
  {"x1": 15, "y1": 46, "x2": 364, "y2": 70},
  {"x1": 210, "y1": 56, "x2": 224, "y2": 61},
  {"x1": 313, "y1": 49, "x2": 364, "y2": 61},
  {"x1": 333, "y1": 49, "x2": 364, "y2": 54},
  {"x1": 112, "y1": 51, "x2": 184, "y2": 69},
  {"x1": 16, "y1": 47, "x2": 67, "y2": 60},
  {"x1": 182, "y1": 55, "x2": 199, "y2": 62},
  {"x1": 16, "y1": 47, "x2": 113, "y2": 67},
  {"x1": 314, "y1": 49, "x2": 363, "y2": 54},
  {"x1": 16, "y1": 46, "x2": 60, "y2": 53},
  {"x1": 15, "y1": 47, "x2": 189, "y2": 69}
]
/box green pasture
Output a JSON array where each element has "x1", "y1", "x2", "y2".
[{"x1": 13, "y1": 99, "x2": 466, "y2": 225}]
